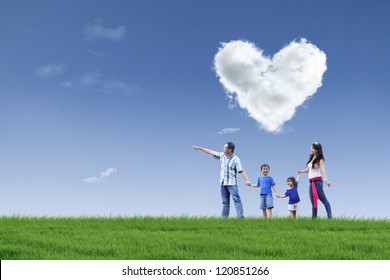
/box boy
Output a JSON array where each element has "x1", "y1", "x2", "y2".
[{"x1": 249, "y1": 164, "x2": 279, "y2": 219}]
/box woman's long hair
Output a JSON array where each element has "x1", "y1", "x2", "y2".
[{"x1": 306, "y1": 142, "x2": 325, "y2": 168}]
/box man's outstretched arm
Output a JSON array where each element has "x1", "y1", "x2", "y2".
[{"x1": 193, "y1": 146, "x2": 215, "y2": 156}]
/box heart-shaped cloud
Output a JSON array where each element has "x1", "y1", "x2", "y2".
[{"x1": 214, "y1": 38, "x2": 327, "y2": 133}]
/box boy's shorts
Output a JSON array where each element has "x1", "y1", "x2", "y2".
[
  {"x1": 288, "y1": 204, "x2": 298, "y2": 211},
  {"x1": 260, "y1": 194, "x2": 273, "y2": 209}
]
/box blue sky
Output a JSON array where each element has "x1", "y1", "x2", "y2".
[{"x1": 1, "y1": 0, "x2": 389, "y2": 218}]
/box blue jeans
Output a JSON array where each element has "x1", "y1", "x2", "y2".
[
  {"x1": 259, "y1": 194, "x2": 274, "y2": 209},
  {"x1": 309, "y1": 180, "x2": 332, "y2": 218},
  {"x1": 221, "y1": 185, "x2": 244, "y2": 218}
]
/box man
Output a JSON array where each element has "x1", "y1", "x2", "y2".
[{"x1": 193, "y1": 142, "x2": 251, "y2": 218}]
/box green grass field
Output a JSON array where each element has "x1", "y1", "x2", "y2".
[{"x1": 1, "y1": 216, "x2": 389, "y2": 260}]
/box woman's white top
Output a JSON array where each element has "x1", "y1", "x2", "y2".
[{"x1": 308, "y1": 162, "x2": 321, "y2": 179}]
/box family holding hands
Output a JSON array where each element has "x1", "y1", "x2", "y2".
[{"x1": 193, "y1": 142, "x2": 332, "y2": 219}]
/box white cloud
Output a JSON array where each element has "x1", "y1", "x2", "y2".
[
  {"x1": 87, "y1": 49, "x2": 106, "y2": 57},
  {"x1": 83, "y1": 168, "x2": 117, "y2": 184},
  {"x1": 102, "y1": 79, "x2": 137, "y2": 96},
  {"x1": 83, "y1": 177, "x2": 101, "y2": 184},
  {"x1": 100, "y1": 168, "x2": 117, "y2": 178},
  {"x1": 214, "y1": 38, "x2": 327, "y2": 133},
  {"x1": 34, "y1": 64, "x2": 68, "y2": 78},
  {"x1": 77, "y1": 71, "x2": 103, "y2": 87},
  {"x1": 213, "y1": 127, "x2": 240, "y2": 137},
  {"x1": 60, "y1": 71, "x2": 137, "y2": 96},
  {"x1": 83, "y1": 19, "x2": 126, "y2": 42}
]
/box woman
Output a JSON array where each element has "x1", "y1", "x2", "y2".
[{"x1": 297, "y1": 142, "x2": 332, "y2": 218}]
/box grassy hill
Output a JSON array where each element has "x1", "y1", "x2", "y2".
[{"x1": 1, "y1": 216, "x2": 389, "y2": 260}]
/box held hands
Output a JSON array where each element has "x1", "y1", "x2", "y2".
[
  {"x1": 245, "y1": 180, "x2": 251, "y2": 186},
  {"x1": 324, "y1": 179, "x2": 331, "y2": 187}
]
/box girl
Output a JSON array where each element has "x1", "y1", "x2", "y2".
[
  {"x1": 297, "y1": 142, "x2": 332, "y2": 219},
  {"x1": 277, "y1": 175, "x2": 301, "y2": 218}
]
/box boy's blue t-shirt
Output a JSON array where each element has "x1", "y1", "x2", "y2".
[
  {"x1": 258, "y1": 176, "x2": 275, "y2": 195},
  {"x1": 285, "y1": 185, "x2": 300, "y2": 204}
]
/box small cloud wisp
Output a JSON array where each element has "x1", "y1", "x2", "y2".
[
  {"x1": 34, "y1": 64, "x2": 68, "y2": 78},
  {"x1": 83, "y1": 168, "x2": 117, "y2": 184},
  {"x1": 213, "y1": 127, "x2": 240, "y2": 137},
  {"x1": 83, "y1": 19, "x2": 126, "y2": 42}
]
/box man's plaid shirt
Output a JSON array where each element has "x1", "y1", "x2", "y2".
[{"x1": 211, "y1": 151, "x2": 244, "y2": 186}]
